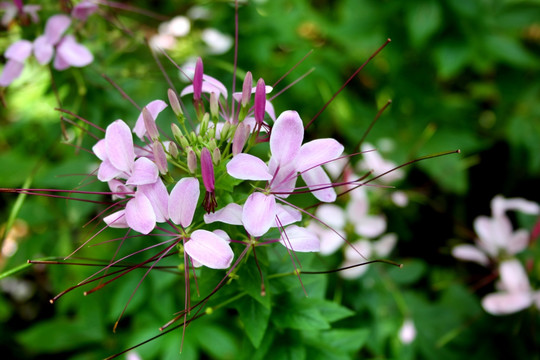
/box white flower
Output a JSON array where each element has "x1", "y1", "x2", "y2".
[
  {"x1": 452, "y1": 195, "x2": 539, "y2": 266},
  {"x1": 398, "y1": 318, "x2": 417, "y2": 344},
  {"x1": 481, "y1": 259, "x2": 540, "y2": 315}
]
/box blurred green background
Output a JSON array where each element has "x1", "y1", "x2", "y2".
[{"x1": 1, "y1": 0, "x2": 539, "y2": 359}]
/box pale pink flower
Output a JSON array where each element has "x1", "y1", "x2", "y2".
[
  {"x1": 398, "y1": 318, "x2": 417, "y2": 344},
  {"x1": 452, "y1": 195, "x2": 539, "y2": 266},
  {"x1": 482, "y1": 259, "x2": 540, "y2": 315}
]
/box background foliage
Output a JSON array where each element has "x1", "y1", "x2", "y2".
[{"x1": 1, "y1": 0, "x2": 539, "y2": 359}]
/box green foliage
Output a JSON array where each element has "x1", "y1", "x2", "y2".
[{"x1": 1, "y1": 0, "x2": 539, "y2": 359}]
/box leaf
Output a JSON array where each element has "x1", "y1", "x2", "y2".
[
  {"x1": 484, "y1": 34, "x2": 538, "y2": 68},
  {"x1": 195, "y1": 322, "x2": 238, "y2": 359},
  {"x1": 312, "y1": 299, "x2": 355, "y2": 323},
  {"x1": 406, "y1": 0, "x2": 443, "y2": 48},
  {"x1": 235, "y1": 296, "x2": 271, "y2": 348},
  {"x1": 16, "y1": 317, "x2": 104, "y2": 353},
  {"x1": 388, "y1": 259, "x2": 427, "y2": 285},
  {"x1": 272, "y1": 297, "x2": 330, "y2": 331},
  {"x1": 433, "y1": 41, "x2": 470, "y2": 79}
]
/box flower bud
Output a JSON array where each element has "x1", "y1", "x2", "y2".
[
  {"x1": 171, "y1": 123, "x2": 183, "y2": 142},
  {"x1": 241, "y1": 71, "x2": 253, "y2": 107},
  {"x1": 142, "y1": 107, "x2": 159, "y2": 141},
  {"x1": 210, "y1": 92, "x2": 219, "y2": 120},
  {"x1": 152, "y1": 141, "x2": 168, "y2": 175},
  {"x1": 167, "y1": 88, "x2": 183, "y2": 117},
  {"x1": 187, "y1": 149, "x2": 197, "y2": 173},
  {"x1": 212, "y1": 147, "x2": 221, "y2": 166},
  {"x1": 168, "y1": 141, "x2": 179, "y2": 158},
  {"x1": 232, "y1": 122, "x2": 250, "y2": 156},
  {"x1": 200, "y1": 147, "x2": 217, "y2": 213},
  {"x1": 221, "y1": 121, "x2": 231, "y2": 140},
  {"x1": 254, "y1": 78, "x2": 266, "y2": 126},
  {"x1": 193, "y1": 57, "x2": 203, "y2": 102},
  {"x1": 200, "y1": 112, "x2": 210, "y2": 136}
]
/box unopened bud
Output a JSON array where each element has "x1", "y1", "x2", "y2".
[
  {"x1": 179, "y1": 135, "x2": 190, "y2": 149},
  {"x1": 187, "y1": 149, "x2": 197, "y2": 173},
  {"x1": 193, "y1": 57, "x2": 203, "y2": 102},
  {"x1": 152, "y1": 141, "x2": 168, "y2": 175},
  {"x1": 142, "y1": 107, "x2": 159, "y2": 141},
  {"x1": 221, "y1": 121, "x2": 232, "y2": 140},
  {"x1": 232, "y1": 122, "x2": 250, "y2": 156},
  {"x1": 241, "y1": 71, "x2": 253, "y2": 107},
  {"x1": 171, "y1": 123, "x2": 183, "y2": 142},
  {"x1": 212, "y1": 147, "x2": 221, "y2": 165},
  {"x1": 168, "y1": 141, "x2": 179, "y2": 158},
  {"x1": 208, "y1": 139, "x2": 217, "y2": 152},
  {"x1": 167, "y1": 88, "x2": 183, "y2": 117},
  {"x1": 210, "y1": 92, "x2": 219, "y2": 119},
  {"x1": 254, "y1": 78, "x2": 266, "y2": 125},
  {"x1": 200, "y1": 112, "x2": 210, "y2": 136}
]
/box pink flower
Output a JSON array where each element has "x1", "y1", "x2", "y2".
[
  {"x1": 226, "y1": 110, "x2": 343, "y2": 237},
  {"x1": 481, "y1": 259, "x2": 540, "y2": 315},
  {"x1": 168, "y1": 177, "x2": 234, "y2": 269},
  {"x1": 0, "y1": 1, "x2": 40, "y2": 26},
  {"x1": 0, "y1": 40, "x2": 32, "y2": 86},
  {"x1": 452, "y1": 195, "x2": 539, "y2": 266},
  {"x1": 71, "y1": 0, "x2": 98, "y2": 21}
]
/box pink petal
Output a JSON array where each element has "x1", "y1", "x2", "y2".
[
  {"x1": 301, "y1": 166, "x2": 336, "y2": 202},
  {"x1": 103, "y1": 210, "x2": 129, "y2": 228},
  {"x1": 44, "y1": 14, "x2": 71, "y2": 45},
  {"x1": 33, "y1": 36, "x2": 54, "y2": 65},
  {"x1": 52, "y1": 51, "x2": 70, "y2": 71},
  {"x1": 373, "y1": 233, "x2": 397, "y2": 257},
  {"x1": 354, "y1": 215, "x2": 387, "y2": 238},
  {"x1": 226, "y1": 153, "x2": 272, "y2": 181},
  {"x1": 451, "y1": 244, "x2": 490, "y2": 266},
  {"x1": 97, "y1": 159, "x2": 122, "y2": 182},
  {"x1": 126, "y1": 157, "x2": 158, "y2": 186},
  {"x1": 185, "y1": 230, "x2": 234, "y2": 269},
  {"x1": 125, "y1": 193, "x2": 156, "y2": 234},
  {"x1": 296, "y1": 138, "x2": 344, "y2": 172},
  {"x1": 499, "y1": 259, "x2": 531, "y2": 293},
  {"x1": 168, "y1": 177, "x2": 200, "y2": 227},
  {"x1": 482, "y1": 291, "x2": 532, "y2": 315},
  {"x1": 107, "y1": 179, "x2": 133, "y2": 199},
  {"x1": 267, "y1": 160, "x2": 297, "y2": 196},
  {"x1": 5, "y1": 40, "x2": 33, "y2": 61},
  {"x1": 508, "y1": 229, "x2": 529, "y2": 255},
  {"x1": 0, "y1": 60, "x2": 24, "y2": 87},
  {"x1": 203, "y1": 203, "x2": 243, "y2": 225},
  {"x1": 133, "y1": 100, "x2": 168, "y2": 139},
  {"x1": 316, "y1": 204, "x2": 345, "y2": 229},
  {"x1": 105, "y1": 120, "x2": 134, "y2": 174},
  {"x1": 492, "y1": 195, "x2": 540, "y2": 217},
  {"x1": 55, "y1": 35, "x2": 93, "y2": 68},
  {"x1": 275, "y1": 204, "x2": 301, "y2": 227},
  {"x1": 71, "y1": 0, "x2": 98, "y2": 21},
  {"x1": 398, "y1": 319, "x2": 417, "y2": 344},
  {"x1": 243, "y1": 192, "x2": 276, "y2": 237},
  {"x1": 92, "y1": 139, "x2": 107, "y2": 161},
  {"x1": 279, "y1": 225, "x2": 320, "y2": 252},
  {"x1": 307, "y1": 223, "x2": 345, "y2": 255},
  {"x1": 139, "y1": 179, "x2": 169, "y2": 223},
  {"x1": 270, "y1": 110, "x2": 304, "y2": 166}
]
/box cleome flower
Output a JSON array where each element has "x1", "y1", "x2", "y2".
[
  {"x1": 452, "y1": 195, "x2": 540, "y2": 266},
  {"x1": 225, "y1": 110, "x2": 344, "y2": 237}
]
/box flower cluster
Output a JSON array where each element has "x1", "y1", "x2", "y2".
[
  {"x1": 93, "y1": 57, "x2": 347, "y2": 270},
  {"x1": 452, "y1": 195, "x2": 540, "y2": 315},
  {"x1": 0, "y1": 1, "x2": 96, "y2": 87}
]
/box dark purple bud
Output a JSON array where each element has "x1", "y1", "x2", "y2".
[
  {"x1": 200, "y1": 147, "x2": 217, "y2": 213},
  {"x1": 193, "y1": 57, "x2": 203, "y2": 102},
  {"x1": 254, "y1": 78, "x2": 266, "y2": 125}
]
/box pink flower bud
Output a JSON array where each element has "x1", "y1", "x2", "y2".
[
  {"x1": 167, "y1": 88, "x2": 183, "y2": 116},
  {"x1": 193, "y1": 57, "x2": 203, "y2": 102},
  {"x1": 232, "y1": 122, "x2": 250, "y2": 156},
  {"x1": 241, "y1": 71, "x2": 253, "y2": 107},
  {"x1": 142, "y1": 107, "x2": 159, "y2": 141},
  {"x1": 200, "y1": 147, "x2": 217, "y2": 213},
  {"x1": 152, "y1": 141, "x2": 168, "y2": 175},
  {"x1": 254, "y1": 78, "x2": 266, "y2": 125},
  {"x1": 187, "y1": 149, "x2": 197, "y2": 173}
]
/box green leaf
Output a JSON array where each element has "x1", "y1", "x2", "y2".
[
  {"x1": 312, "y1": 299, "x2": 354, "y2": 323},
  {"x1": 195, "y1": 322, "x2": 238, "y2": 359},
  {"x1": 235, "y1": 296, "x2": 271, "y2": 348},
  {"x1": 388, "y1": 259, "x2": 427, "y2": 285},
  {"x1": 17, "y1": 317, "x2": 104, "y2": 353},
  {"x1": 484, "y1": 34, "x2": 538, "y2": 68},
  {"x1": 406, "y1": 0, "x2": 442, "y2": 48},
  {"x1": 273, "y1": 297, "x2": 330, "y2": 331}
]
